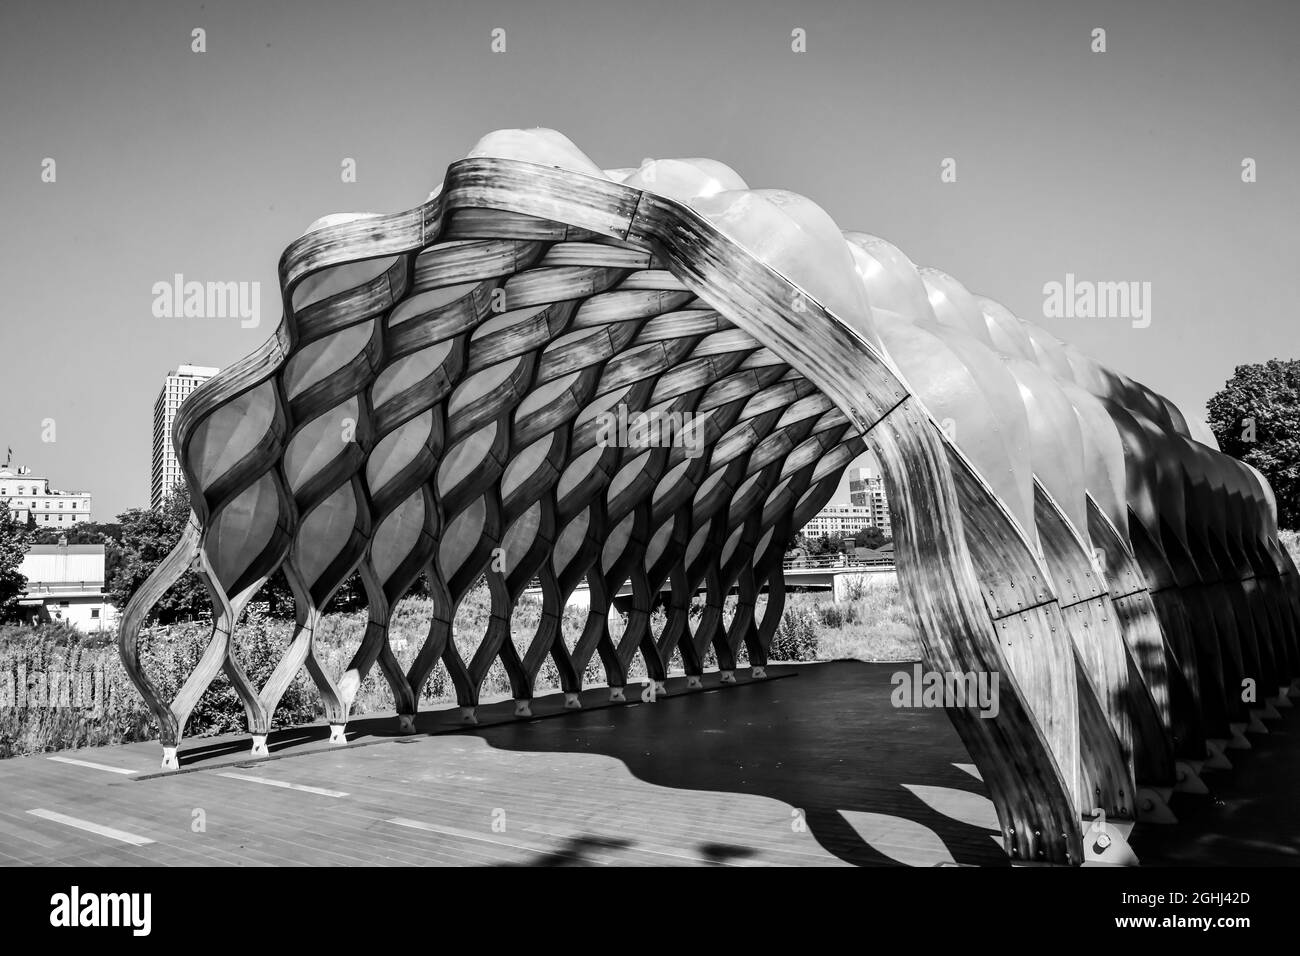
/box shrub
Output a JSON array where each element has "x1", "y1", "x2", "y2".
[{"x1": 769, "y1": 604, "x2": 819, "y2": 661}]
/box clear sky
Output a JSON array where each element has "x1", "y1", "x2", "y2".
[{"x1": 1, "y1": 0, "x2": 1296, "y2": 519}]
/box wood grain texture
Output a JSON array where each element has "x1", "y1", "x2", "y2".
[{"x1": 118, "y1": 135, "x2": 1298, "y2": 864}]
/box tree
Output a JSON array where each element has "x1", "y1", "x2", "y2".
[
  {"x1": 104, "y1": 481, "x2": 421, "y2": 622},
  {"x1": 107, "y1": 485, "x2": 209, "y2": 624},
  {"x1": 33, "y1": 520, "x2": 123, "y2": 546},
  {"x1": 0, "y1": 500, "x2": 35, "y2": 621},
  {"x1": 849, "y1": 525, "x2": 892, "y2": 551},
  {"x1": 1206, "y1": 359, "x2": 1300, "y2": 530}
]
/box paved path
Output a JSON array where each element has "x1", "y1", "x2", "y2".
[{"x1": 0, "y1": 661, "x2": 1294, "y2": 866}]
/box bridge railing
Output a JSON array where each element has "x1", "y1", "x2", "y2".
[
  {"x1": 782, "y1": 555, "x2": 895, "y2": 570},
  {"x1": 519, "y1": 555, "x2": 895, "y2": 591}
]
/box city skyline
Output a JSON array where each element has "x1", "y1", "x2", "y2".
[{"x1": 2, "y1": 0, "x2": 1297, "y2": 520}]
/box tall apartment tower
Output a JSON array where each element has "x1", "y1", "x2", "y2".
[
  {"x1": 847, "y1": 466, "x2": 892, "y2": 536},
  {"x1": 151, "y1": 365, "x2": 219, "y2": 509}
]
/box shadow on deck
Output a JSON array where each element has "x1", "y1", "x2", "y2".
[{"x1": 2, "y1": 661, "x2": 1296, "y2": 866}]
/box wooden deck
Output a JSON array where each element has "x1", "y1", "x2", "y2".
[{"x1": 0, "y1": 661, "x2": 1295, "y2": 866}]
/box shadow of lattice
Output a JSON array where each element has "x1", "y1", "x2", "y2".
[{"x1": 463, "y1": 660, "x2": 1010, "y2": 867}]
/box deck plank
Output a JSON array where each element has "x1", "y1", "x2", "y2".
[{"x1": 3, "y1": 661, "x2": 1290, "y2": 866}]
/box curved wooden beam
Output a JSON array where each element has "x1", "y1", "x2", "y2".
[{"x1": 117, "y1": 128, "x2": 1297, "y2": 867}]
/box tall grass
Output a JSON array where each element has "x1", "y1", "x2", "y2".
[
  {"x1": 0, "y1": 579, "x2": 918, "y2": 758},
  {"x1": 796, "y1": 579, "x2": 919, "y2": 662},
  {"x1": 0, "y1": 623, "x2": 154, "y2": 758}
]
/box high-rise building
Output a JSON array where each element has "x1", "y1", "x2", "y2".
[
  {"x1": 0, "y1": 466, "x2": 92, "y2": 526},
  {"x1": 151, "y1": 365, "x2": 219, "y2": 509},
  {"x1": 847, "y1": 466, "x2": 892, "y2": 536}
]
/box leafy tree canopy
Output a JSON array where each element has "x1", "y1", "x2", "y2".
[
  {"x1": 849, "y1": 526, "x2": 892, "y2": 551},
  {"x1": 792, "y1": 527, "x2": 891, "y2": 557},
  {"x1": 106, "y1": 485, "x2": 208, "y2": 624},
  {"x1": 1206, "y1": 358, "x2": 1300, "y2": 530},
  {"x1": 32, "y1": 521, "x2": 123, "y2": 545},
  {"x1": 0, "y1": 501, "x2": 35, "y2": 621}
]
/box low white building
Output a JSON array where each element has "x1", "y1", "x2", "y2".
[
  {"x1": 0, "y1": 466, "x2": 93, "y2": 527},
  {"x1": 800, "y1": 503, "x2": 879, "y2": 539},
  {"x1": 18, "y1": 542, "x2": 118, "y2": 633}
]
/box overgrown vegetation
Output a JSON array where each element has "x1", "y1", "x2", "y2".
[{"x1": 1, "y1": 578, "x2": 918, "y2": 758}]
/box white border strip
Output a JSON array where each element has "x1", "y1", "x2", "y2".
[
  {"x1": 47, "y1": 756, "x2": 138, "y2": 775},
  {"x1": 27, "y1": 809, "x2": 154, "y2": 846},
  {"x1": 217, "y1": 772, "x2": 348, "y2": 798}
]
